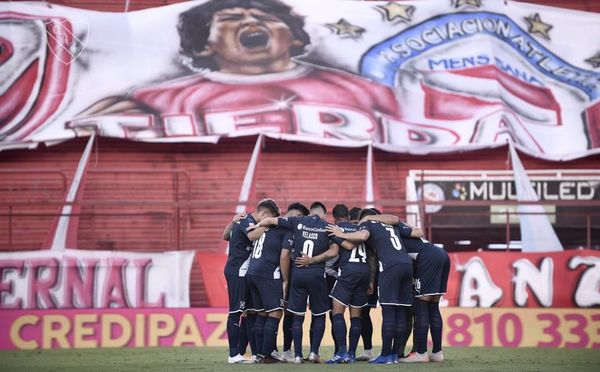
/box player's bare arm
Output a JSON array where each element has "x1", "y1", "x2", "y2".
[
  {"x1": 222, "y1": 212, "x2": 247, "y2": 241},
  {"x1": 367, "y1": 248, "x2": 377, "y2": 295},
  {"x1": 247, "y1": 226, "x2": 268, "y2": 241},
  {"x1": 295, "y1": 243, "x2": 340, "y2": 267},
  {"x1": 246, "y1": 216, "x2": 279, "y2": 231},
  {"x1": 326, "y1": 224, "x2": 370, "y2": 242},
  {"x1": 340, "y1": 240, "x2": 356, "y2": 251},
  {"x1": 410, "y1": 227, "x2": 424, "y2": 238},
  {"x1": 361, "y1": 213, "x2": 400, "y2": 226},
  {"x1": 361, "y1": 214, "x2": 425, "y2": 237},
  {"x1": 280, "y1": 249, "x2": 291, "y2": 298}
]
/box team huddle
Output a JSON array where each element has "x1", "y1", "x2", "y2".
[{"x1": 223, "y1": 199, "x2": 450, "y2": 364}]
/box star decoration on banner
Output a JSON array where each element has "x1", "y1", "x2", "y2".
[
  {"x1": 585, "y1": 51, "x2": 600, "y2": 68},
  {"x1": 454, "y1": 0, "x2": 482, "y2": 8},
  {"x1": 377, "y1": 2, "x2": 415, "y2": 23},
  {"x1": 326, "y1": 18, "x2": 365, "y2": 39},
  {"x1": 524, "y1": 13, "x2": 553, "y2": 40}
]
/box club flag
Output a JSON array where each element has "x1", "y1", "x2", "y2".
[{"x1": 509, "y1": 141, "x2": 563, "y2": 252}]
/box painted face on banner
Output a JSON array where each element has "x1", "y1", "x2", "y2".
[{"x1": 202, "y1": 7, "x2": 299, "y2": 72}]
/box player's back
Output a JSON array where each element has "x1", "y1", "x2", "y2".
[
  {"x1": 224, "y1": 215, "x2": 256, "y2": 275},
  {"x1": 360, "y1": 220, "x2": 411, "y2": 270},
  {"x1": 336, "y1": 221, "x2": 370, "y2": 275},
  {"x1": 402, "y1": 237, "x2": 449, "y2": 262},
  {"x1": 280, "y1": 215, "x2": 332, "y2": 276},
  {"x1": 247, "y1": 227, "x2": 287, "y2": 279}
]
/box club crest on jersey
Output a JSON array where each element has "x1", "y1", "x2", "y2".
[{"x1": 414, "y1": 278, "x2": 422, "y2": 293}]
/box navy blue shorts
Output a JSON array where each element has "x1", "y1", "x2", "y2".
[
  {"x1": 378, "y1": 263, "x2": 413, "y2": 306},
  {"x1": 414, "y1": 246, "x2": 450, "y2": 297},
  {"x1": 225, "y1": 273, "x2": 252, "y2": 313},
  {"x1": 288, "y1": 273, "x2": 330, "y2": 315},
  {"x1": 326, "y1": 274, "x2": 337, "y2": 307},
  {"x1": 330, "y1": 270, "x2": 370, "y2": 308},
  {"x1": 246, "y1": 274, "x2": 284, "y2": 313}
]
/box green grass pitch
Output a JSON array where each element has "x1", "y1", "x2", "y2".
[{"x1": 1, "y1": 346, "x2": 599, "y2": 372}]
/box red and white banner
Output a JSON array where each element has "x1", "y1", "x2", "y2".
[
  {"x1": 1, "y1": 0, "x2": 600, "y2": 159},
  {"x1": 445, "y1": 249, "x2": 600, "y2": 308},
  {"x1": 0, "y1": 249, "x2": 195, "y2": 309}
]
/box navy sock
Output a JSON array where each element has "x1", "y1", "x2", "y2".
[
  {"x1": 310, "y1": 315, "x2": 326, "y2": 355},
  {"x1": 329, "y1": 311, "x2": 339, "y2": 353},
  {"x1": 283, "y1": 312, "x2": 293, "y2": 351},
  {"x1": 292, "y1": 315, "x2": 305, "y2": 358},
  {"x1": 238, "y1": 316, "x2": 249, "y2": 355},
  {"x1": 361, "y1": 307, "x2": 373, "y2": 350},
  {"x1": 348, "y1": 317, "x2": 362, "y2": 355},
  {"x1": 410, "y1": 322, "x2": 417, "y2": 353},
  {"x1": 381, "y1": 305, "x2": 396, "y2": 356},
  {"x1": 227, "y1": 312, "x2": 241, "y2": 357},
  {"x1": 262, "y1": 316, "x2": 281, "y2": 357},
  {"x1": 414, "y1": 299, "x2": 429, "y2": 354},
  {"x1": 429, "y1": 301, "x2": 443, "y2": 353},
  {"x1": 245, "y1": 314, "x2": 258, "y2": 355},
  {"x1": 254, "y1": 315, "x2": 267, "y2": 356},
  {"x1": 332, "y1": 313, "x2": 347, "y2": 354},
  {"x1": 392, "y1": 306, "x2": 408, "y2": 357},
  {"x1": 396, "y1": 306, "x2": 413, "y2": 356},
  {"x1": 309, "y1": 314, "x2": 315, "y2": 351}
]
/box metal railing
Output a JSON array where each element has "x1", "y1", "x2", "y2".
[{"x1": 0, "y1": 198, "x2": 598, "y2": 252}]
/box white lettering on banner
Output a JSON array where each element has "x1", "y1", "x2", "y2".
[
  {"x1": 457, "y1": 257, "x2": 503, "y2": 307},
  {"x1": 568, "y1": 256, "x2": 600, "y2": 307},
  {"x1": 450, "y1": 251, "x2": 600, "y2": 308},
  {"x1": 467, "y1": 180, "x2": 597, "y2": 201},
  {"x1": 512, "y1": 257, "x2": 553, "y2": 307},
  {"x1": 67, "y1": 115, "x2": 157, "y2": 140},
  {"x1": 0, "y1": 250, "x2": 194, "y2": 309},
  {"x1": 204, "y1": 104, "x2": 378, "y2": 141}
]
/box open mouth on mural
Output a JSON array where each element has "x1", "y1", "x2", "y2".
[{"x1": 239, "y1": 30, "x2": 269, "y2": 49}]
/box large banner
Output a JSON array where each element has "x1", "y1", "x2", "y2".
[
  {"x1": 199, "y1": 249, "x2": 600, "y2": 309},
  {"x1": 446, "y1": 249, "x2": 600, "y2": 308},
  {"x1": 0, "y1": 249, "x2": 195, "y2": 309},
  {"x1": 1, "y1": 307, "x2": 598, "y2": 349},
  {"x1": 1, "y1": 0, "x2": 600, "y2": 159}
]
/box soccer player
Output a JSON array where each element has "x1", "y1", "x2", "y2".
[
  {"x1": 223, "y1": 198, "x2": 280, "y2": 363},
  {"x1": 296, "y1": 204, "x2": 376, "y2": 363},
  {"x1": 279, "y1": 202, "x2": 310, "y2": 362},
  {"x1": 326, "y1": 208, "x2": 414, "y2": 364},
  {"x1": 398, "y1": 230, "x2": 450, "y2": 363},
  {"x1": 243, "y1": 205, "x2": 287, "y2": 363},
  {"x1": 348, "y1": 207, "x2": 361, "y2": 224},
  {"x1": 347, "y1": 206, "x2": 377, "y2": 361},
  {"x1": 249, "y1": 201, "x2": 338, "y2": 364}
]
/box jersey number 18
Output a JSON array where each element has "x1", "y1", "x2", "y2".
[{"x1": 251, "y1": 234, "x2": 266, "y2": 258}]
